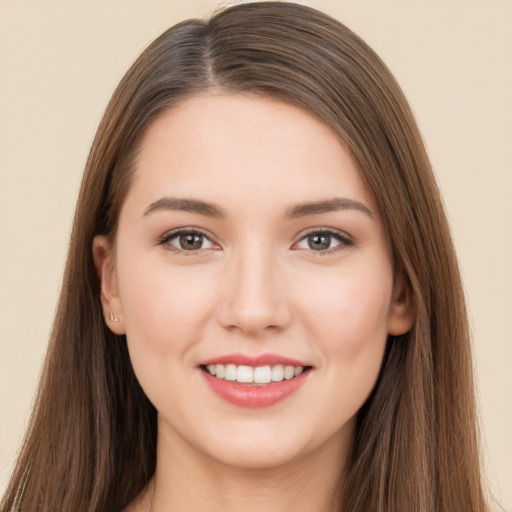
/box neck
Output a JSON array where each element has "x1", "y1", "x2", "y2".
[{"x1": 134, "y1": 415, "x2": 352, "y2": 512}]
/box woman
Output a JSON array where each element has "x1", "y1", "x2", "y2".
[{"x1": 1, "y1": 2, "x2": 491, "y2": 511}]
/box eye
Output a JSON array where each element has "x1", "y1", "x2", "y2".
[
  {"x1": 159, "y1": 229, "x2": 217, "y2": 252},
  {"x1": 294, "y1": 230, "x2": 352, "y2": 253}
]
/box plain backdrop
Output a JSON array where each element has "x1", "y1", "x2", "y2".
[{"x1": 1, "y1": 0, "x2": 511, "y2": 508}]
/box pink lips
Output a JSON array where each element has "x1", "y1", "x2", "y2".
[
  {"x1": 200, "y1": 353, "x2": 307, "y2": 367},
  {"x1": 199, "y1": 352, "x2": 311, "y2": 408}
]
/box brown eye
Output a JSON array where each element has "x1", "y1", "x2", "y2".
[
  {"x1": 161, "y1": 230, "x2": 216, "y2": 252},
  {"x1": 179, "y1": 233, "x2": 204, "y2": 251},
  {"x1": 307, "y1": 233, "x2": 332, "y2": 250}
]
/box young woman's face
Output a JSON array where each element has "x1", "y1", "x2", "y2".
[{"x1": 95, "y1": 92, "x2": 412, "y2": 470}]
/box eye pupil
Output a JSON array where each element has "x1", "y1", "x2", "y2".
[
  {"x1": 180, "y1": 233, "x2": 203, "y2": 250},
  {"x1": 308, "y1": 233, "x2": 331, "y2": 250}
]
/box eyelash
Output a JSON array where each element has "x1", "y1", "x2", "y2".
[
  {"x1": 156, "y1": 228, "x2": 354, "y2": 256},
  {"x1": 294, "y1": 229, "x2": 354, "y2": 256},
  {"x1": 156, "y1": 228, "x2": 218, "y2": 255}
]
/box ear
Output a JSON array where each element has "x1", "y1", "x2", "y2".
[
  {"x1": 92, "y1": 235, "x2": 125, "y2": 335},
  {"x1": 387, "y1": 273, "x2": 415, "y2": 336}
]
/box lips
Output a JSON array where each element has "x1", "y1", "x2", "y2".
[
  {"x1": 198, "y1": 353, "x2": 311, "y2": 408},
  {"x1": 200, "y1": 353, "x2": 309, "y2": 367}
]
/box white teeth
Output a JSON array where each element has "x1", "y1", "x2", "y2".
[
  {"x1": 216, "y1": 364, "x2": 225, "y2": 378},
  {"x1": 205, "y1": 363, "x2": 306, "y2": 384},
  {"x1": 236, "y1": 365, "x2": 254, "y2": 383},
  {"x1": 271, "y1": 364, "x2": 284, "y2": 382},
  {"x1": 253, "y1": 365, "x2": 272, "y2": 384},
  {"x1": 225, "y1": 364, "x2": 237, "y2": 381},
  {"x1": 284, "y1": 365, "x2": 295, "y2": 380}
]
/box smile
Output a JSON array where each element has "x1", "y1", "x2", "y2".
[
  {"x1": 199, "y1": 354, "x2": 312, "y2": 408},
  {"x1": 204, "y1": 364, "x2": 304, "y2": 385}
]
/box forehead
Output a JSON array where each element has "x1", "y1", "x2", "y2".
[{"x1": 126, "y1": 92, "x2": 377, "y2": 215}]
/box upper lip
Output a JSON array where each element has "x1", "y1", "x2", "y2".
[{"x1": 199, "y1": 352, "x2": 310, "y2": 367}]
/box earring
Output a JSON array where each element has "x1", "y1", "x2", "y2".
[{"x1": 109, "y1": 312, "x2": 119, "y2": 322}]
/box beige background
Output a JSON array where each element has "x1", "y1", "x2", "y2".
[{"x1": 1, "y1": 0, "x2": 511, "y2": 508}]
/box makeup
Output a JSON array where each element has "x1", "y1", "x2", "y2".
[{"x1": 199, "y1": 353, "x2": 311, "y2": 408}]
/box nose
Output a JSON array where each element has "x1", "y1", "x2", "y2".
[{"x1": 217, "y1": 242, "x2": 292, "y2": 336}]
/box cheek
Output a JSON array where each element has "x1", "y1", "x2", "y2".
[
  {"x1": 296, "y1": 260, "x2": 393, "y2": 393},
  {"x1": 116, "y1": 246, "x2": 217, "y2": 359},
  {"x1": 115, "y1": 249, "x2": 221, "y2": 413},
  {"x1": 299, "y1": 261, "x2": 393, "y2": 343},
  {"x1": 275, "y1": 260, "x2": 393, "y2": 447}
]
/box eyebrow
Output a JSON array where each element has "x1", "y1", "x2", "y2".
[
  {"x1": 143, "y1": 196, "x2": 374, "y2": 220},
  {"x1": 284, "y1": 197, "x2": 374, "y2": 219},
  {"x1": 143, "y1": 197, "x2": 225, "y2": 218}
]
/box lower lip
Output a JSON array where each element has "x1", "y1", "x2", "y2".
[{"x1": 201, "y1": 369, "x2": 310, "y2": 408}]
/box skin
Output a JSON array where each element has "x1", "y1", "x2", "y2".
[{"x1": 93, "y1": 92, "x2": 414, "y2": 511}]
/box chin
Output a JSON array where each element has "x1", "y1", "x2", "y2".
[
  {"x1": 193, "y1": 418, "x2": 342, "y2": 472},
  {"x1": 205, "y1": 439, "x2": 309, "y2": 471}
]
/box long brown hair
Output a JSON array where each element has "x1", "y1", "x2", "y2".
[{"x1": 2, "y1": 2, "x2": 490, "y2": 511}]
